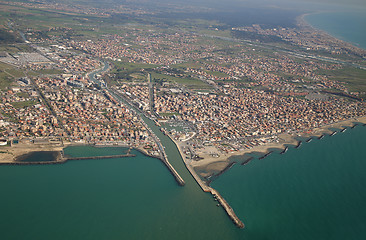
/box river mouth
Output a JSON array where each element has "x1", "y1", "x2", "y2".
[{"x1": 16, "y1": 151, "x2": 61, "y2": 162}]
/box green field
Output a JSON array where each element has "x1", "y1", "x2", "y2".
[
  {"x1": 0, "y1": 62, "x2": 20, "y2": 89},
  {"x1": 151, "y1": 72, "x2": 211, "y2": 89},
  {"x1": 11, "y1": 100, "x2": 37, "y2": 109},
  {"x1": 319, "y1": 67, "x2": 366, "y2": 93}
]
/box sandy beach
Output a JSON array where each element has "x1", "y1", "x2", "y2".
[
  {"x1": 188, "y1": 116, "x2": 366, "y2": 177},
  {"x1": 0, "y1": 140, "x2": 70, "y2": 163}
]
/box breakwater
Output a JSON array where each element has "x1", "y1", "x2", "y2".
[
  {"x1": 259, "y1": 151, "x2": 273, "y2": 160},
  {"x1": 159, "y1": 153, "x2": 185, "y2": 186},
  {"x1": 216, "y1": 162, "x2": 236, "y2": 177},
  {"x1": 280, "y1": 146, "x2": 289, "y2": 154},
  {"x1": 64, "y1": 154, "x2": 135, "y2": 161},
  {"x1": 0, "y1": 152, "x2": 135, "y2": 165},
  {"x1": 186, "y1": 163, "x2": 245, "y2": 229},
  {"x1": 241, "y1": 156, "x2": 253, "y2": 165},
  {"x1": 170, "y1": 135, "x2": 244, "y2": 229}
]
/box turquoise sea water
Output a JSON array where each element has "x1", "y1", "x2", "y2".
[
  {"x1": 305, "y1": 11, "x2": 366, "y2": 49},
  {"x1": 213, "y1": 125, "x2": 366, "y2": 240},
  {"x1": 0, "y1": 125, "x2": 365, "y2": 239}
]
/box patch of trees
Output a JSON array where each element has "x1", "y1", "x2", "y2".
[{"x1": 0, "y1": 29, "x2": 22, "y2": 43}]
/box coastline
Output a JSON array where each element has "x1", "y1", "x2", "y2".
[
  {"x1": 297, "y1": 12, "x2": 366, "y2": 51},
  {"x1": 162, "y1": 115, "x2": 366, "y2": 228},
  {"x1": 190, "y1": 116, "x2": 366, "y2": 177}
]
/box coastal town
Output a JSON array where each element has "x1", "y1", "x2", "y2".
[
  {"x1": 0, "y1": 0, "x2": 366, "y2": 233},
  {"x1": 1, "y1": 0, "x2": 366, "y2": 168}
]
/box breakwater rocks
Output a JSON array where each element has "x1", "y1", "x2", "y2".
[
  {"x1": 215, "y1": 162, "x2": 236, "y2": 178},
  {"x1": 169, "y1": 137, "x2": 244, "y2": 228},
  {"x1": 159, "y1": 156, "x2": 185, "y2": 186},
  {"x1": 259, "y1": 151, "x2": 273, "y2": 160},
  {"x1": 295, "y1": 141, "x2": 302, "y2": 149},
  {"x1": 187, "y1": 164, "x2": 245, "y2": 229},
  {"x1": 241, "y1": 157, "x2": 254, "y2": 165},
  {"x1": 280, "y1": 146, "x2": 289, "y2": 154},
  {"x1": 0, "y1": 152, "x2": 136, "y2": 166},
  {"x1": 330, "y1": 131, "x2": 337, "y2": 136}
]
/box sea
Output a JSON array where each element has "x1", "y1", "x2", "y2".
[
  {"x1": 305, "y1": 11, "x2": 366, "y2": 50},
  {"x1": 1, "y1": 122, "x2": 365, "y2": 240},
  {"x1": 1, "y1": 11, "x2": 366, "y2": 240}
]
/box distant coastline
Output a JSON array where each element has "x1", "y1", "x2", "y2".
[{"x1": 302, "y1": 11, "x2": 366, "y2": 50}]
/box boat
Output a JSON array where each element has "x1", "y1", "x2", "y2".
[
  {"x1": 306, "y1": 138, "x2": 312, "y2": 143},
  {"x1": 341, "y1": 128, "x2": 347, "y2": 133},
  {"x1": 216, "y1": 204, "x2": 220, "y2": 207},
  {"x1": 330, "y1": 131, "x2": 337, "y2": 136},
  {"x1": 318, "y1": 135, "x2": 324, "y2": 140}
]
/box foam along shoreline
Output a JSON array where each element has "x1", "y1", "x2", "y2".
[{"x1": 191, "y1": 116, "x2": 366, "y2": 175}]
